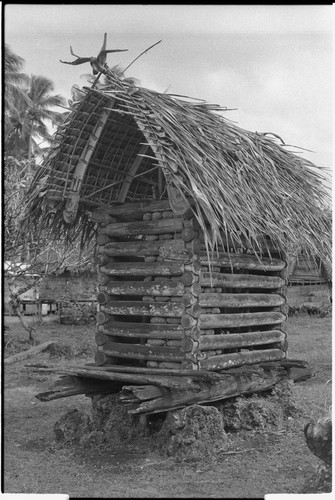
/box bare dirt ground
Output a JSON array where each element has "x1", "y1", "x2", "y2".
[{"x1": 2, "y1": 311, "x2": 332, "y2": 498}]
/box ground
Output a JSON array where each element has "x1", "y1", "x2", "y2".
[{"x1": 2, "y1": 311, "x2": 332, "y2": 498}]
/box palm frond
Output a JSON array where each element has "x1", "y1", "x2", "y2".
[{"x1": 23, "y1": 71, "x2": 332, "y2": 265}]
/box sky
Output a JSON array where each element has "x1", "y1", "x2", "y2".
[{"x1": 4, "y1": 4, "x2": 333, "y2": 188}]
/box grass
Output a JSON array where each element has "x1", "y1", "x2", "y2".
[{"x1": 3, "y1": 312, "x2": 332, "y2": 497}]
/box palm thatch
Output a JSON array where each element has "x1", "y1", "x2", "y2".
[{"x1": 24, "y1": 70, "x2": 331, "y2": 265}]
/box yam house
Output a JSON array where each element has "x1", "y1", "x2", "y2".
[{"x1": 25, "y1": 71, "x2": 331, "y2": 412}]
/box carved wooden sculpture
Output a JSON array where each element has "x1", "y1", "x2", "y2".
[{"x1": 60, "y1": 33, "x2": 128, "y2": 75}]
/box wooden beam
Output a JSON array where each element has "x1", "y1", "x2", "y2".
[
  {"x1": 198, "y1": 330, "x2": 285, "y2": 351},
  {"x1": 200, "y1": 272, "x2": 285, "y2": 289},
  {"x1": 99, "y1": 300, "x2": 185, "y2": 317},
  {"x1": 63, "y1": 108, "x2": 110, "y2": 223},
  {"x1": 98, "y1": 342, "x2": 185, "y2": 362},
  {"x1": 117, "y1": 145, "x2": 149, "y2": 203},
  {"x1": 198, "y1": 348, "x2": 285, "y2": 371},
  {"x1": 99, "y1": 218, "x2": 184, "y2": 237},
  {"x1": 97, "y1": 321, "x2": 184, "y2": 339},
  {"x1": 198, "y1": 311, "x2": 286, "y2": 329},
  {"x1": 199, "y1": 252, "x2": 286, "y2": 271},
  {"x1": 34, "y1": 367, "x2": 192, "y2": 389},
  {"x1": 97, "y1": 199, "x2": 173, "y2": 218},
  {"x1": 97, "y1": 239, "x2": 186, "y2": 258},
  {"x1": 99, "y1": 280, "x2": 185, "y2": 296},
  {"x1": 127, "y1": 359, "x2": 287, "y2": 414},
  {"x1": 99, "y1": 261, "x2": 184, "y2": 277},
  {"x1": 199, "y1": 293, "x2": 285, "y2": 308}
]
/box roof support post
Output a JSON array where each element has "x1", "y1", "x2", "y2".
[{"x1": 117, "y1": 145, "x2": 149, "y2": 203}]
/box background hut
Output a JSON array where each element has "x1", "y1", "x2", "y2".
[
  {"x1": 25, "y1": 70, "x2": 331, "y2": 409},
  {"x1": 287, "y1": 248, "x2": 332, "y2": 314},
  {"x1": 38, "y1": 267, "x2": 96, "y2": 323}
]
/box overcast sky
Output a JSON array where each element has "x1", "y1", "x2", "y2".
[{"x1": 4, "y1": 4, "x2": 333, "y2": 185}]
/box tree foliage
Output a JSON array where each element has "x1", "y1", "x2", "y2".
[
  {"x1": 5, "y1": 45, "x2": 67, "y2": 160},
  {"x1": 4, "y1": 46, "x2": 92, "y2": 339}
]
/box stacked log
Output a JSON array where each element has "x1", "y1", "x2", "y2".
[
  {"x1": 195, "y1": 236, "x2": 288, "y2": 371},
  {"x1": 94, "y1": 205, "x2": 189, "y2": 369},
  {"x1": 91, "y1": 201, "x2": 288, "y2": 371}
]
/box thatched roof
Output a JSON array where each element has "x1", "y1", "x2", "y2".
[{"x1": 25, "y1": 71, "x2": 331, "y2": 263}]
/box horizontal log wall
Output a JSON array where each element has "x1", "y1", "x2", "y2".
[
  {"x1": 94, "y1": 206, "x2": 190, "y2": 369},
  {"x1": 92, "y1": 202, "x2": 288, "y2": 371}
]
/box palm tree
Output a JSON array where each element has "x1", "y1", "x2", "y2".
[
  {"x1": 6, "y1": 75, "x2": 67, "y2": 159},
  {"x1": 4, "y1": 44, "x2": 29, "y2": 105},
  {"x1": 4, "y1": 45, "x2": 29, "y2": 147}
]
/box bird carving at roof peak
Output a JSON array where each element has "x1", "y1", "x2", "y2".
[{"x1": 60, "y1": 32, "x2": 128, "y2": 75}]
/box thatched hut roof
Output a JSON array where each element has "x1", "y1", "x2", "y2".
[{"x1": 25, "y1": 71, "x2": 331, "y2": 263}]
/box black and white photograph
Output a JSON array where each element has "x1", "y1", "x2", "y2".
[{"x1": 2, "y1": 4, "x2": 332, "y2": 497}]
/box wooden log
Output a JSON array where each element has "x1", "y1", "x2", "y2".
[
  {"x1": 146, "y1": 339, "x2": 166, "y2": 346},
  {"x1": 181, "y1": 315, "x2": 198, "y2": 329},
  {"x1": 102, "y1": 199, "x2": 172, "y2": 218},
  {"x1": 199, "y1": 348, "x2": 285, "y2": 371},
  {"x1": 97, "y1": 239, "x2": 186, "y2": 258},
  {"x1": 98, "y1": 342, "x2": 185, "y2": 362},
  {"x1": 74, "y1": 363, "x2": 222, "y2": 380},
  {"x1": 199, "y1": 311, "x2": 286, "y2": 329},
  {"x1": 99, "y1": 218, "x2": 184, "y2": 237},
  {"x1": 199, "y1": 252, "x2": 286, "y2": 271},
  {"x1": 200, "y1": 239, "x2": 279, "y2": 255},
  {"x1": 35, "y1": 366, "x2": 193, "y2": 389},
  {"x1": 185, "y1": 239, "x2": 202, "y2": 253},
  {"x1": 4, "y1": 341, "x2": 55, "y2": 365},
  {"x1": 181, "y1": 227, "x2": 197, "y2": 242},
  {"x1": 35, "y1": 376, "x2": 120, "y2": 401},
  {"x1": 128, "y1": 361, "x2": 287, "y2": 414},
  {"x1": 159, "y1": 362, "x2": 183, "y2": 369},
  {"x1": 199, "y1": 293, "x2": 285, "y2": 308},
  {"x1": 95, "y1": 351, "x2": 113, "y2": 366},
  {"x1": 87, "y1": 211, "x2": 116, "y2": 225},
  {"x1": 159, "y1": 247, "x2": 194, "y2": 263},
  {"x1": 96, "y1": 234, "x2": 113, "y2": 245},
  {"x1": 97, "y1": 273, "x2": 111, "y2": 285},
  {"x1": 158, "y1": 234, "x2": 174, "y2": 240},
  {"x1": 99, "y1": 261, "x2": 184, "y2": 277},
  {"x1": 99, "y1": 280, "x2": 185, "y2": 297},
  {"x1": 95, "y1": 332, "x2": 110, "y2": 345},
  {"x1": 97, "y1": 320, "x2": 185, "y2": 340},
  {"x1": 120, "y1": 385, "x2": 169, "y2": 402},
  {"x1": 99, "y1": 300, "x2": 185, "y2": 317},
  {"x1": 200, "y1": 272, "x2": 285, "y2": 289},
  {"x1": 198, "y1": 330, "x2": 285, "y2": 351},
  {"x1": 181, "y1": 271, "x2": 196, "y2": 286}
]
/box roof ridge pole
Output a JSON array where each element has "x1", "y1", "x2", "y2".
[{"x1": 63, "y1": 107, "x2": 111, "y2": 223}]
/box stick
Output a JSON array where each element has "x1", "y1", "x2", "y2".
[
  {"x1": 123, "y1": 40, "x2": 162, "y2": 73},
  {"x1": 4, "y1": 341, "x2": 55, "y2": 365}
]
